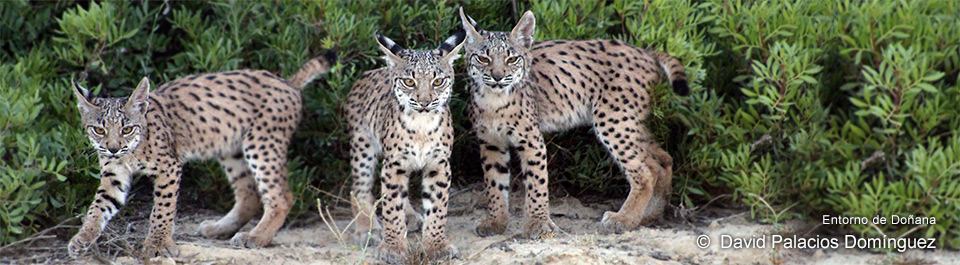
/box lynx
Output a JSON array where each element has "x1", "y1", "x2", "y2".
[
  {"x1": 459, "y1": 8, "x2": 688, "y2": 236},
  {"x1": 345, "y1": 31, "x2": 464, "y2": 262},
  {"x1": 68, "y1": 51, "x2": 335, "y2": 257}
]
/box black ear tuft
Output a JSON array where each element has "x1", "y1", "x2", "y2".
[
  {"x1": 375, "y1": 30, "x2": 404, "y2": 55},
  {"x1": 466, "y1": 13, "x2": 481, "y2": 31},
  {"x1": 72, "y1": 79, "x2": 95, "y2": 101},
  {"x1": 438, "y1": 29, "x2": 466, "y2": 54},
  {"x1": 72, "y1": 79, "x2": 88, "y2": 99},
  {"x1": 672, "y1": 79, "x2": 690, "y2": 96}
]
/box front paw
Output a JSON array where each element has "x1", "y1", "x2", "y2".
[
  {"x1": 601, "y1": 211, "x2": 640, "y2": 234},
  {"x1": 230, "y1": 231, "x2": 271, "y2": 248},
  {"x1": 522, "y1": 217, "x2": 559, "y2": 239},
  {"x1": 141, "y1": 237, "x2": 180, "y2": 257},
  {"x1": 374, "y1": 242, "x2": 408, "y2": 264},
  {"x1": 425, "y1": 242, "x2": 459, "y2": 261},
  {"x1": 67, "y1": 232, "x2": 97, "y2": 257},
  {"x1": 475, "y1": 216, "x2": 507, "y2": 237}
]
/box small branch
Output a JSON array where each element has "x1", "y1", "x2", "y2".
[
  {"x1": 0, "y1": 215, "x2": 81, "y2": 253},
  {"x1": 689, "y1": 194, "x2": 733, "y2": 216},
  {"x1": 895, "y1": 224, "x2": 926, "y2": 239},
  {"x1": 510, "y1": 0, "x2": 518, "y2": 22},
  {"x1": 867, "y1": 222, "x2": 887, "y2": 238},
  {"x1": 464, "y1": 233, "x2": 523, "y2": 262},
  {"x1": 310, "y1": 185, "x2": 354, "y2": 207}
]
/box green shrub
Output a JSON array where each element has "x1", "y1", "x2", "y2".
[
  {"x1": 695, "y1": 0, "x2": 960, "y2": 249},
  {"x1": 0, "y1": 46, "x2": 96, "y2": 244}
]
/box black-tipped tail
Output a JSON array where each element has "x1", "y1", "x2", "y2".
[
  {"x1": 672, "y1": 79, "x2": 689, "y2": 96},
  {"x1": 650, "y1": 50, "x2": 690, "y2": 96}
]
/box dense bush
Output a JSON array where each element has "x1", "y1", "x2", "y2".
[
  {"x1": 0, "y1": 0, "x2": 957, "y2": 250},
  {"x1": 697, "y1": 0, "x2": 960, "y2": 248}
]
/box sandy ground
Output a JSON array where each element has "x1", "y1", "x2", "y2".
[{"x1": 7, "y1": 191, "x2": 959, "y2": 265}]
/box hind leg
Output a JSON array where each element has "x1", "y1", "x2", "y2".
[
  {"x1": 230, "y1": 135, "x2": 293, "y2": 248},
  {"x1": 636, "y1": 126, "x2": 673, "y2": 225},
  {"x1": 591, "y1": 113, "x2": 658, "y2": 233},
  {"x1": 637, "y1": 125, "x2": 673, "y2": 177},
  {"x1": 404, "y1": 200, "x2": 423, "y2": 232},
  {"x1": 200, "y1": 152, "x2": 263, "y2": 239}
]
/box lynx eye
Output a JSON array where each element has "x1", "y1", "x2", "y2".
[
  {"x1": 90, "y1": 126, "x2": 105, "y2": 135},
  {"x1": 401, "y1": 78, "x2": 416, "y2": 87},
  {"x1": 121, "y1": 126, "x2": 135, "y2": 135},
  {"x1": 475, "y1": 55, "x2": 490, "y2": 64},
  {"x1": 432, "y1": 78, "x2": 445, "y2": 87},
  {"x1": 506, "y1": 56, "x2": 520, "y2": 64}
]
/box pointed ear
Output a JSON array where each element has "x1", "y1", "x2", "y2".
[
  {"x1": 124, "y1": 77, "x2": 151, "y2": 111},
  {"x1": 375, "y1": 31, "x2": 404, "y2": 68},
  {"x1": 438, "y1": 30, "x2": 466, "y2": 65},
  {"x1": 510, "y1": 10, "x2": 536, "y2": 49},
  {"x1": 72, "y1": 79, "x2": 97, "y2": 114},
  {"x1": 459, "y1": 7, "x2": 481, "y2": 44}
]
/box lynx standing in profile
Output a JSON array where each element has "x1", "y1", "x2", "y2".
[
  {"x1": 459, "y1": 8, "x2": 689, "y2": 237},
  {"x1": 67, "y1": 51, "x2": 335, "y2": 257},
  {"x1": 345, "y1": 31, "x2": 464, "y2": 262}
]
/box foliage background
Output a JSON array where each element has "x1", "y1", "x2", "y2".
[{"x1": 1, "y1": 0, "x2": 958, "y2": 250}]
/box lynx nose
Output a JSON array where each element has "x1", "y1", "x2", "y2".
[
  {"x1": 418, "y1": 100, "x2": 431, "y2": 107},
  {"x1": 107, "y1": 147, "x2": 120, "y2": 154},
  {"x1": 491, "y1": 73, "x2": 504, "y2": 82}
]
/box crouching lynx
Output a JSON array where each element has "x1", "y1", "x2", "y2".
[
  {"x1": 67, "y1": 51, "x2": 336, "y2": 257},
  {"x1": 459, "y1": 8, "x2": 688, "y2": 237},
  {"x1": 346, "y1": 31, "x2": 464, "y2": 262}
]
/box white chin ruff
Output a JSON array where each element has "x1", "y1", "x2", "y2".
[{"x1": 484, "y1": 84, "x2": 513, "y2": 94}]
